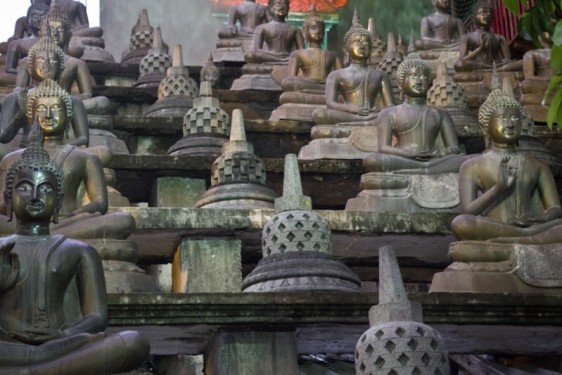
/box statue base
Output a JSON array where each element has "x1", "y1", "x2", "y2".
[
  {"x1": 269, "y1": 103, "x2": 321, "y2": 122},
  {"x1": 195, "y1": 182, "x2": 277, "y2": 209},
  {"x1": 242, "y1": 251, "x2": 361, "y2": 292},
  {"x1": 417, "y1": 49, "x2": 459, "y2": 75},
  {"x1": 167, "y1": 134, "x2": 228, "y2": 157},
  {"x1": 454, "y1": 70, "x2": 524, "y2": 108},
  {"x1": 212, "y1": 36, "x2": 253, "y2": 63},
  {"x1": 134, "y1": 71, "x2": 167, "y2": 89},
  {"x1": 121, "y1": 47, "x2": 150, "y2": 66},
  {"x1": 230, "y1": 63, "x2": 286, "y2": 91},
  {"x1": 431, "y1": 241, "x2": 562, "y2": 293},
  {"x1": 298, "y1": 124, "x2": 377, "y2": 160},
  {"x1": 79, "y1": 44, "x2": 116, "y2": 64},
  {"x1": 145, "y1": 95, "x2": 194, "y2": 118},
  {"x1": 345, "y1": 172, "x2": 460, "y2": 213},
  {"x1": 88, "y1": 128, "x2": 130, "y2": 154}
]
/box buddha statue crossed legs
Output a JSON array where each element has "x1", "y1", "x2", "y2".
[{"x1": 0, "y1": 126, "x2": 149, "y2": 374}]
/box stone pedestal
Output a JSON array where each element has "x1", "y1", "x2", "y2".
[
  {"x1": 298, "y1": 125, "x2": 377, "y2": 160},
  {"x1": 205, "y1": 330, "x2": 298, "y2": 375},
  {"x1": 230, "y1": 63, "x2": 286, "y2": 91},
  {"x1": 152, "y1": 177, "x2": 206, "y2": 208},
  {"x1": 212, "y1": 36, "x2": 253, "y2": 63},
  {"x1": 173, "y1": 238, "x2": 242, "y2": 293},
  {"x1": 454, "y1": 70, "x2": 524, "y2": 108},
  {"x1": 346, "y1": 173, "x2": 460, "y2": 213},
  {"x1": 418, "y1": 49, "x2": 459, "y2": 75},
  {"x1": 154, "y1": 355, "x2": 204, "y2": 375},
  {"x1": 269, "y1": 103, "x2": 322, "y2": 122}
]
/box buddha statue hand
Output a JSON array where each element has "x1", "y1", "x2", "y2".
[
  {"x1": 0, "y1": 242, "x2": 18, "y2": 294},
  {"x1": 497, "y1": 156, "x2": 516, "y2": 191},
  {"x1": 413, "y1": 149, "x2": 439, "y2": 161},
  {"x1": 10, "y1": 327, "x2": 65, "y2": 345}
]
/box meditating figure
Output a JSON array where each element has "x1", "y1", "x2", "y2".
[
  {"x1": 363, "y1": 53, "x2": 467, "y2": 173},
  {"x1": 312, "y1": 18, "x2": 394, "y2": 125},
  {"x1": 415, "y1": 0, "x2": 465, "y2": 50},
  {"x1": 4, "y1": 1, "x2": 50, "y2": 73},
  {"x1": 218, "y1": 0, "x2": 270, "y2": 38},
  {"x1": 454, "y1": 0, "x2": 522, "y2": 72},
  {"x1": 451, "y1": 86, "x2": 562, "y2": 243},
  {"x1": 1, "y1": 37, "x2": 89, "y2": 153},
  {"x1": 281, "y1": 5, "x2": 343, "y2": 97},
  {"x1": 52, "y1": 0, "x2": 102, "y2": 39},
  {"x1": 245, "y1": 0, "x2": 305, "y2": 63},
  {"x1": 0, "y1": 79, "x2": 134, "y2": 240},
  {"x1": 0, "y1": 127, "x2": 149, "y2": 374}
]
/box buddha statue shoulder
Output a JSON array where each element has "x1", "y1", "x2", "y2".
[
  {"x1": 0, "y1": 126, "x2": 149, "y2": 374},
  {"x1": 218, "y1": 0, "x2": 270, "y2": 38},
  {"x1": 415, "y1": 0, "x2": 465, "y2": 51}
]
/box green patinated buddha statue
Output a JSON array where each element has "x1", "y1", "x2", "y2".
[
  {"x1": 451, "y1": 87, "x2": 562, "y2": 243},
  {"x1": 218, "y1": 0, "x2": 270, "y2": 38},
  {"x1": 415, "y1": 0, "x2": 465, "y2": 51},
  {"x1": 363, "y1": 53, "x2": 467, "y2": 174},
  {"x1": 454, "y1": 0, "x2": 522, "y2": 72},
  {"x1": 312, "y1": 18, "x2": 394, "y2": 125},
  {"x1": 0, "y1": 79, "x2": 134, "y2": 240},
  {"x1": 1, "y1": 37, "x2": 89, "y2": 154},
  {"x1": 280, "y1": 5, "x2": 343, "y2": 99},
  {"x1": 4, "y1": 1, "x2": 50, "y2": 74},
  {"x1": 0, "y1": 125, "x2": 149, "y2": 374},
  {"x1": 245, "y1": 0, "x2": 305, "y2": 64}
]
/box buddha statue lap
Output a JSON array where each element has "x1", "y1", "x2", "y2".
[
  {"x1": 0, "y1": 80, "x2": 155, "y2": 293},
  {"x1": 346, "y1": 53, "x2": 469, "y2": 212},
  {"x1": 298, "y1": 16, "x2": 395, "y2": 160},
  {"x1": 270, "y1": 5, "x2": 343, "y2": 121},
  {"x1": 430, "y1": 84, "x2": 562, "y2": 293},
  {"x1": 0, "y1": 131, "x2": 149, "y2": 374},
  {"x1": 213, "y1": 0, "x2": 270, "y2": 63},
  {"x1": 231, "y1": 0, "x2": 305, "y2": 91}
]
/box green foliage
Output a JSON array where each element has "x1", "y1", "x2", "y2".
[{"x1": 506, "y1": 0, "x2": 562, "y2": 128}]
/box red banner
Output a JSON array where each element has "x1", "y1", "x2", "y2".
[{"x1": 210, "y1": 0, "x2": 347, "y2": 14}]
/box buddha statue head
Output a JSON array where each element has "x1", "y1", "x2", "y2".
[
  {"x1": 27, "y1": 1, "x2": 51, "y2": 35},
  {"x1": 27, "y1": 36, "x2": 65, "y2": 82},
  {"x1": 26, "y1": 79, "x2": 73, "y2": 138},
  {"x1": 433, "y1": 0, "x2": 451, "y2": 12},
  {"x1": 302, "y1": 5, "x2": 324, "y2": 44},
  {"x1": 395, "y1": 53, "x2": 432, "y2": 98},
  {"x1": 270, "y1": 0, "x2": 290, "y2": 20},
  {"x1": 473, "y1": 0, "x2": 493, "y2": 29},
  {"x1": 200, "y1": 54, "x2": 220, "y2": 88},
  {"x1": 343, "y1": 14, "x2": 373, "y2": 62},
  {"x1": 4, "y1": 123, "x2": 64, "y2": 223},
  {"x1": 39, "y1": 3, "x2": 71, "y2": 49}
]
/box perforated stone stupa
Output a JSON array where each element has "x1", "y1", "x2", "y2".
[
  {"x1": 242, "y1": 154, "x2": 361, "y2": 292},
  {"x1": 121, "y1": 9, "x2": 154, "y2": 65},
  {"x1": 194, "y1": 109, "x2": 277, "y2": 208},
  {"x1": 355, "y1": 246, "x2": 450, "y2": 374},
  {"x1": 378, "y1": 32, "x2": 403, "y2": 102},
  {"x1": 134, "y1": 26, "x2": 171, "y2": 88}
]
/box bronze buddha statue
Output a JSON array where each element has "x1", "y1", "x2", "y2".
[
  {"x1": 415, "y1": 0, "x2": 465, "y2": 51},
  {"x1": 218, "y1": 0, "x2": 270, "y2": 39}
]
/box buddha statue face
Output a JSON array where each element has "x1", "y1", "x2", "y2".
[
  {"x1": 28, "y1": 7, "x2": 47, "y2": 32},
  {"x1": 30, "y1": 50, "x2": 61, "y2": 82},
  {"x1": 271, "y1": 0, "x2": 289, "y2": 19},
  {"x1": 488, "y1": 106, "x2": 522, "y2": 145},
  {"x1": 401, "y1": 65, "x2": 431, "y2": 97},
  {"x1": 347, "y1": 33, "x2": 372, "y2": 61},
  {"x1": 305, "y1": 19, "x2": 325, "y2": 44},
  {"x1": 32, "y1": 96, "x2": 68, "y2": 137},
  {"x1": 12, "y1": 168, "x2": 58, "y2": 223},
  {"x1": 474, "y1": 3, "x2": 493, "y2": 28},
  {"x1": 433, "y1": 0, "x2": 450, "y2": 11},
  {"x1": 46, "y1": 19, "x2": 69, "y2": 48}
]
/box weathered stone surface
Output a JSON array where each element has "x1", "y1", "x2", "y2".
[{"x1": 152, "y1": 177, "x2": 206, "y2": 208}]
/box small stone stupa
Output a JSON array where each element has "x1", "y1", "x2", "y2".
[
  {"x1": 356, "y1": 246, "x2": 450, "y2": 374},
  {"x1": 368, "y1": 17, "x2": 386, "y2": 66},
  {"x1": 243, "y1": 154, "x2": 361, "y2": 292},
  {"x1": 134, "y1": 26, "x2": 171, "y2": 88},
  {"x1": 378, "y1": 32, "x2": 403, "y2": 103},
  {"x1": 167, "y1": 80, "x2": 230, "y2": 156},
  {"x1": 195, "y1": 109, "x2": 277, "y2": 208},
  {"x1": 121, "y1": 9, "x2": 154, "y2": 65},
  {"x1": 146, "y1": 44, "x2": 199, "y2": 117}
]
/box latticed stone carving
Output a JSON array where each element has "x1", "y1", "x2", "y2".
[
  {"x1": 262, "y1": 210, "x2": 331, "y2": 256},
  {"x1": 427, "y1": 62, "x2": 467, "y2": 107},
  {"x1": 355, "y1": 322, "x2": 450, "y2": 374},
  {"x1": 131, "y1": 30, "x2": 153, "y2": 50},
  {"x1": 184, "y1": 106, "x2": 230, "y2": 136},
  {"x1": 211, "y1": 153, "x2": 266, "y2": 186},
  {"x1": 139, "y1": 53, "x2": 171, "y2": 75},
  {"x1": 378, "y1": 33, "x2": 403, "y2": 102},
  {"x1": 159, "y1": 74, "x2": 198, "y2": 99}
]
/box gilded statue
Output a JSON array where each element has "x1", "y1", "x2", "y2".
[
  {"x1": 245, "y1": 0, "x2": 305, "y2": 63},
  {"x1": 218, "y1": 0, "x2": 270, "y2": 38},
  {"x1": 281, "y1": 5, "x2": 343, "y2": 96},
  {"x1": 415, "y1": 0, "x2": 465, "y2": 50},
  {"x1": 4, "y1": 1, "x2": 50, "y2": 74},
  {"x1": 451, "y1": 86, "x2": 562, "y2": 243},
  {"x1": 363, "y1": 53, "x2": 467, "y2": 173},
  {"x1": 312, "y1": 18, "x2": 394, "y2": 125},
  {"x1": 454, "y1": 0, "x2": 522, "y2": 72},
  {"x1": 0, "y1": 79, "x2": 134, "y2": 240},
  {"x1": 1, "y1": 37, "x2": 89, "y2": 152},
  {"x1": 0, "y1": 126, "x2": 149, "y2": 374}
]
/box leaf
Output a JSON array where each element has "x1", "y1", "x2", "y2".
[
  {"x1": 553, "y1": 20, "x2": 562, "y2": 45},
  {"x1": 503, "y1": 0, "x2": 520, "y2": 13},
  {"x1": 551, "y1": 45, "x2": 562, "y2": 75},
  {"x1": 546, "y1": 88, "x2": 562, "y2": 129},
  {"x1": 544, "y1": 75, "x2": 562, "y2": 98}
]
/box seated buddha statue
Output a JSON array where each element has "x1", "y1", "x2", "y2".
[
  {"x1": 16, "y1": 4, "x2": 110, "y2": 115},
  {"x1": 218, "y1": 0, "x2": 270, "y2": 38},
  {"x1": 454, "y1": 0, "x2": 523, "y2": 72},
  {"x1": 0, "y1": 79, "x2": 134, "y2": 240},
  {"x1": 52, "y1": 0, "x2": 103, "y2": 43},
  {"x1": 0, "y1": 0, "x2": 50, "y2": 55},
  {"x1": 4, "y1": 1, "x2": 50, "y2": 74},
  {"x1": 312, "y1": 18, "x2": 394, "y2": 126},
  {"x1": 415, "y1": 0, "x2": 465, "y2": 51},
  {"x1": 1, "y1": 36, "x2": 89, "y2": 156},
  {"x1": 0, "y1": 129, "x2": 149, "y2": 374},
  {"x1": 244, "y1": 0, "x2": 305, "y2": 64},
  {"x1": 363, "y1": 53, "x2": 467, "y2": 174},
  {"x1": 521, "y1": 32, "x2": 553, "y2": 122}
]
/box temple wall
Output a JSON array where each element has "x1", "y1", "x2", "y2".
[{"x1": 100, "y1": 0, "x2": 221, "y2": 65}]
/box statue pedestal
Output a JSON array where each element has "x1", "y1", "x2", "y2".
[
  {"x1": 212, "y1": 36, "x2": 254, "y2": 63},
  {"x1": 418, "y1": 49, "x2": 459, "y2": 75},
  {"x1": 345, "y1": 172, "x2": 460, "y2": 213},
  {"x1": 195, "y1": 182, "x2": 276, "y2": 209},
  {"x1": 230, "y1": 63, "x2": 285, "y2": 91},
  {"x1": 454, "y1": 70, "x2": 524, "y2": 108},
  {"x1": 146, "y1": 95, "x2": 194, "y2": 118},
  {"x1": 298, "y1": 124, "x2": 377, "y2": 160},
  {"x1": 168, "y1": 134, "x2": 228, "y2": 157},
  {"x1": 431, "y1": 241, "x2": 562, "y2": 294},
  {"x1": 269, "y1": 103, "x2": 321, "y2": 122}
]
